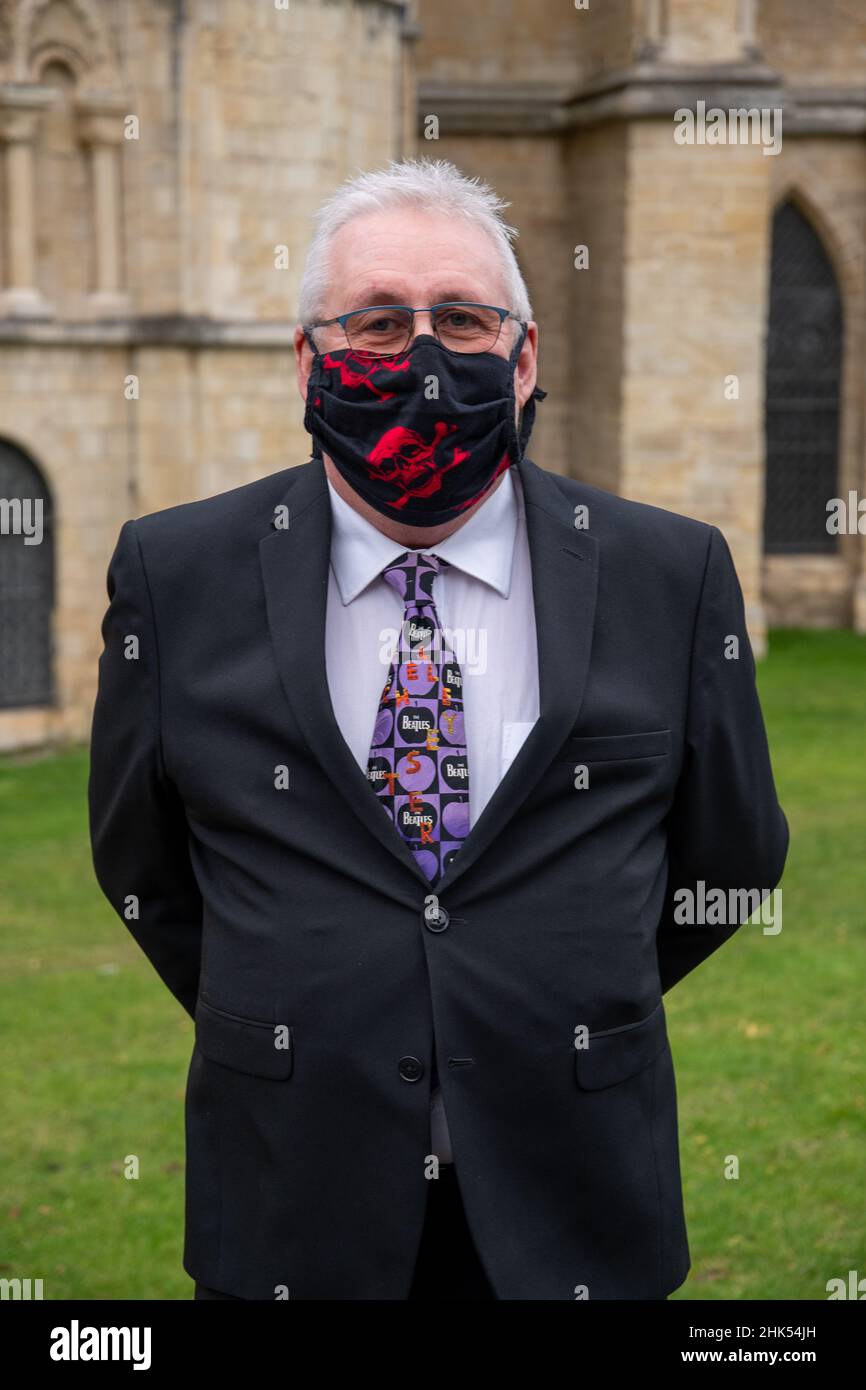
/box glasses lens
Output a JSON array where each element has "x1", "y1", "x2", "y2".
[
  {"x1": 344, "y1": 308, "x2": 412, "y2": 355},
  {"x1": 433, "y1": 304, "x2": 502, "y2": 352}
]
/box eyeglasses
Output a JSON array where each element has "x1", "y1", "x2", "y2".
[{"x1": 304, "y1": 302, "x2": 523, "y2": 356}]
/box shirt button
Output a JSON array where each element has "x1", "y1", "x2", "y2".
[
  {"x1": 423, "y1": 902, "x2": 450, "y2": 932},
  {"x1": 399, "y1": 1056, "x2": 424, "y2": 1083}
]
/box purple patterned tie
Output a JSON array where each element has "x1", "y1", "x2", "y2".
[{"x1": 366, "y1": 550, "x2": 470, "y2": 882}]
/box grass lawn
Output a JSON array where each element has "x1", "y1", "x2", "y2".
[{"x1": 1, "y1": 628, "x2": 863, "y2": 1299}]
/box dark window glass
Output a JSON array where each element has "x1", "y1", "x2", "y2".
[
  {"x1": 764, "y1": 201, "x2": 843, "y2": 554},
  {"x1": 0, "y1": 442, "x2": 54, "y2": 708}
]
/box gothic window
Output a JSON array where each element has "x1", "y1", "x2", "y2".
[
  {"x1": 0, "y1": 442, "x2": 54, "y2": 708},
  {"x1": 763, "y1": 201, "x2": 843, "y2": 554}
]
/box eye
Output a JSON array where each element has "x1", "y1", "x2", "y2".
[
  {"x1": 441, "y1": 309, "x2": 480, "y2": 329},
  {"x1": 358, "y1": 314, "x2": 402, "y2": 334}
]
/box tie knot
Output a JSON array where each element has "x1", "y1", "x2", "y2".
[{"x1": 382, "y1": 550, "x2": 441, "y2": 605}]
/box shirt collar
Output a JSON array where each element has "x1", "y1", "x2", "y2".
[{"x1": 327, "y1": 466, "x2": 521, "y2": 606}]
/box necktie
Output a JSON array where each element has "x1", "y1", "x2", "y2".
[{"x1": 366, "y1": 550, "x2": 470, "y2": 884}]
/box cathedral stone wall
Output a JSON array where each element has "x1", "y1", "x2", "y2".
[
  {"x1": 415, "y1": 0, "x2": 866, "y2": 654},
  {"x1": 1, "y1": 0, "x2": 866, "y2": 750},
  {"x1": 0, "y1": 0, "x2": 411, "y2": 751}
]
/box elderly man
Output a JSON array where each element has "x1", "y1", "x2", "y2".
[{"x1": 89, "y1": 157, "x2": 788, "y2": 1301}]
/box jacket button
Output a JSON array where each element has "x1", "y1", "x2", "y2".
[
  {"x1": 399, "y1": 1056, "x2": 424, "y2": 1083},
  {"x1": 423, "y1": 902, "x2": 450, "y2": 932}
]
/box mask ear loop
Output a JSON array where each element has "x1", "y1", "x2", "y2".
[
  {"x1": 507, "y1": 323, "x2": 546, "y2": 461},
  {"x1": 303, "y1": 326, "x2": 326, "y2": 459},
  {"x1": 518, "y1": 384, "x2": 547, "y2": 456}
]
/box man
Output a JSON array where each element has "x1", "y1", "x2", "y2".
[{"x1": 88, "y1": 157, "x2": 789, "y2": 1301}]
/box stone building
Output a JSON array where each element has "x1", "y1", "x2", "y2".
[{"x1": 0, "y1": 0, "x2": 863, "y2": 751}]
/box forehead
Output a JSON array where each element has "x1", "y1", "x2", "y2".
[{"x1": 323, "y1": 207, "x2": 510, "y2": 311}]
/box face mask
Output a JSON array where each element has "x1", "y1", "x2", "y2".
[{"x1": 303, "y1": 325, "x2": 546, "y2": 527}]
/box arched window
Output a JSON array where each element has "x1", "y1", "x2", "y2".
[
  {"x1": 35, "y1": 56, "x2": 91, "y2": 305},
  {"x1": 0, "y1": 442, "x2": 54, "y2": 708},
  {"x1": 763, "y1": 201, "x2": 843, "y2": 554}
]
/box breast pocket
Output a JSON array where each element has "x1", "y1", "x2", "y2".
[
  {"x1": 574, "y1": 1000, "x2": 669, "y2": 1090},
  {"x1": 195, "y1": 996, "x2": 294, "y2": 1080},
  {"x1": 559, "y1": 729, "x2": 671, "y2": 763}
]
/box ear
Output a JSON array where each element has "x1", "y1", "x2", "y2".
[{"x1": 295, "y1": 325, "x2": 314, "y2": 402}]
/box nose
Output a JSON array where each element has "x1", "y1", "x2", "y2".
[{"x1": 409, "y1": 308, "x2": 436, "y2": 342}]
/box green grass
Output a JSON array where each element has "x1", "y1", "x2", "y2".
[
  {"x1": 0, "y1": 750, "x2": 193, "y2": 1299},
  {"x1": 666, "y1": 629, "x2": 866, "y2": 1300},
  {"x1": 1, "y1": 629, "x2": 863, "y2": 1299}
]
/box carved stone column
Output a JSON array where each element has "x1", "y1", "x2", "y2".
[
  {"x1": 75, "y1": 94, "x2": 128, "y2": 312},
  {"x1": 738, "y1": 0, "x2": 762, "y2": 62},
  {"x1": 0, "y1": 84, "x2": 55, "y2": 317},
  {"x1": 636, "y1": 0, "x2": 669, "y2": 62}
]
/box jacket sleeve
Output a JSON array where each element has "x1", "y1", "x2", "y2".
[
  {"x1": 88, "y1": 519, "x2": 203, "y2": 1019},
  {"x1": 656, "y1": 525, "x2": 789, "y2": 993}
]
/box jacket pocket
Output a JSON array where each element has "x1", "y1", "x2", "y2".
[
  {"x1": 195, "y1": 996, "x2": 294, "y2": 1080},
  {"x1": 561, "y1": 729, "x2": 671, "y2": 762},
  {"x1": 575, "y1": 1000, "x2": 668, "y2": 1090}
]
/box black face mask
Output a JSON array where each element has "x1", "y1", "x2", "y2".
[{"x1": 303, "y1": 325, "x2": 546, "y2": 527}]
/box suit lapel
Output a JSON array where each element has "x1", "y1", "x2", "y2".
[
  {"x1": 258, "y1": 455, "x2": 599, "y2": 896},
  {"x1": 434, "y1": 456, "x2": 599, "y2": 894},
  {"x1": 259, "y1": 459, "x2": 432, "y2": 888}
]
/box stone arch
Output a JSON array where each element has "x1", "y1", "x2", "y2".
[
  {"x1": 33, "y1": 41, "x2": 88, "y2": 86},
  {"x1": 772, "y1": 181, "x2": 859, "y2": 312},
  {"x1": 14, "y1": 0, "x2": 114, "y2": 83},
  {"x1": 34, "y1": 45, "x2": 92, "y2": 300},
  {"x1": 0, "y1": 428, "x2": 60, "y2": 504}
]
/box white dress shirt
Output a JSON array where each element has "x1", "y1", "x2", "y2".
[{"x1": 324, "y1": 465, "x2": 540, "y2": 1165}]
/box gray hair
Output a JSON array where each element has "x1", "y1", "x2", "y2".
[{"x1": 297, "y1": 157, "x2": 533, "y2": 326}]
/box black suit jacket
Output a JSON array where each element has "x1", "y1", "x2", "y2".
[{"x1": 88, "y1": 455, "x2": 789, "y2": 1300}]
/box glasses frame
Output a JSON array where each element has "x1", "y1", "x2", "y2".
[{"x1": 303, "y1": 301, "x2": 525, "y2": 356}]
